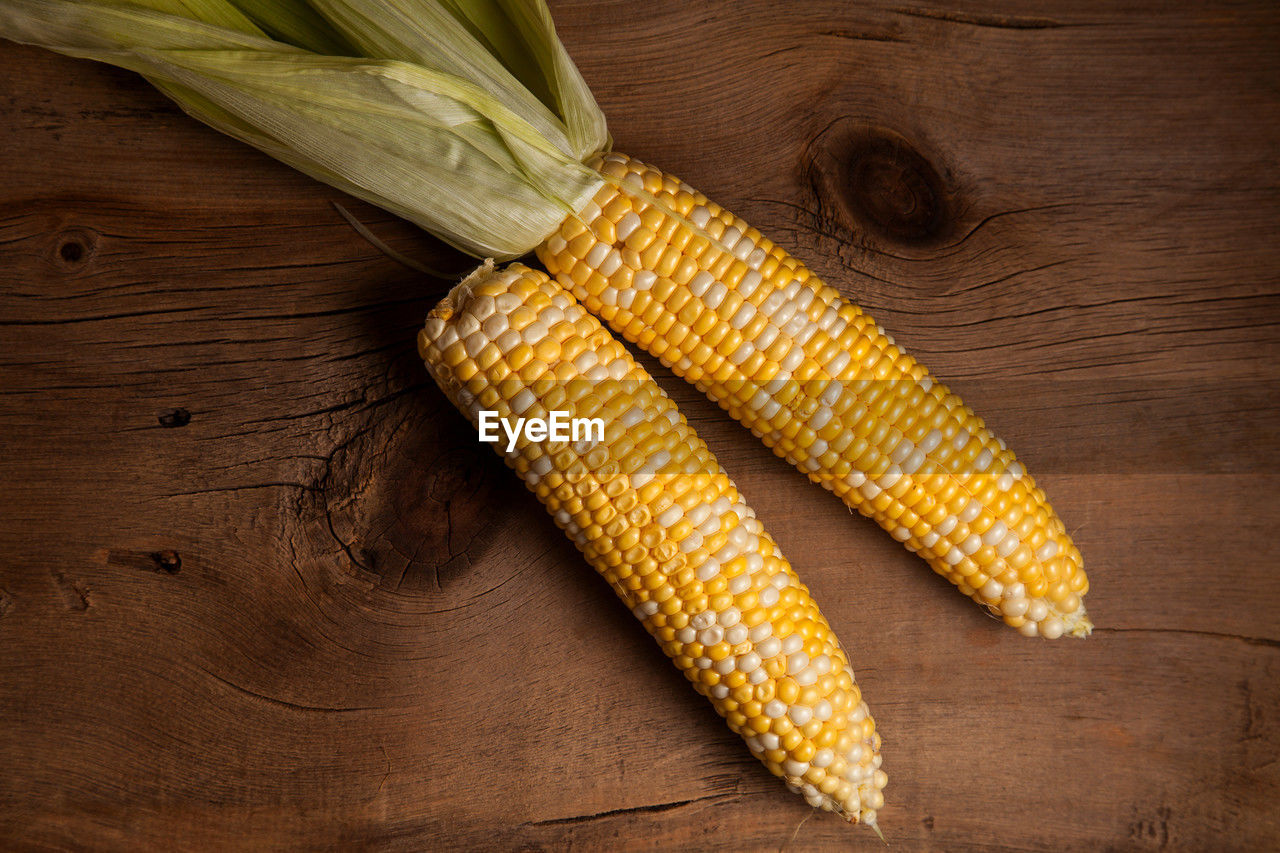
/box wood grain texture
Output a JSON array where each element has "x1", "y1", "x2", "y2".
[{"x1": 1, "y1": 1, "x2": 1277, "y2": 849}]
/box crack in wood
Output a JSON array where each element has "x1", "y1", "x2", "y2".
[
  {"x1": 246, "y1": 382, "x2": 426, "y2": 426},
  {"x1": 819, "y1": 28, "x2": 903, "y2": 44},
  {"x1": 317, "y1": 413, "x2": 396, "y2": 576},
  {"x1": 163, "y1": 482, "x2": 321, "y2": 498},
  {"x1": 892, "y1": 6, "x2": 1076, "y2": 29},
  {"x1": 196, "y1": 664, "x2": 376, "y2": 714},
  {"x1": 528, "y1": 792, "x2": 740, "y2": 827},
  {"x1": 753, "y1": 197, "x2": 1077, "y2": 265},
  {"x1": 0, "y1": 306, "x2": 196, "y2": 327},
  {"x1": 1094, "y1": 627, "x2": 1280, "y2": 649}
]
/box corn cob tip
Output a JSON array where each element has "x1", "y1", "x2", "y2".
[
  {"x1": 430, "y1": 259, "x2": 498, "y2": 320},
  {"x1": 1063, "y1": 606, "x2": 1093, "y2": 638}
]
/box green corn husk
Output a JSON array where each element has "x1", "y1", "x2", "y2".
[
  {"x1": 223, "y1": 0, "x2": 355, "y2": 54},
  {"x1": 0, "y1": 0, "x2": 609, "y2": 259},
  {"x1": 299, "y1": 0, "x2": 606, "y2": 161}
]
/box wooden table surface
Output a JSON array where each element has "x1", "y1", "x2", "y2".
[{"x1": 2, "y1": 1, "x2": 1277, "y2": 849}]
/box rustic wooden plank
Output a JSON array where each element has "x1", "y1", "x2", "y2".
[{"x1": 1, "y1": 0, "x2": 1278, "y2": 850}]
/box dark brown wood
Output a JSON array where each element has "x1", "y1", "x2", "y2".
[{"x1": 2, "y1": 1, "x2": 1278, "y2": 849}]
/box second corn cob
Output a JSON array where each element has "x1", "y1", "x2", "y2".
[
  {"x1": 419, "y1": 262, "x2": 887, "y2": 824},
  {"x1": 538, "y1": 153, "x2": 1091, "y2": 639}
]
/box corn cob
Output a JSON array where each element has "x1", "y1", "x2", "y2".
[
  {"x1": 537, "y1": 153, "x2": 1091, "y2": 639},
  {"x1": 418, "y1": 262, "x2": 888, "y2": 824}
]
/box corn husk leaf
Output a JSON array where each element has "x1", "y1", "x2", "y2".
[
  {"x1": 0, "y1": 0, "x2": 608, "y2": 259},
  {"x1": 104, "y1": 0, "x2": 355, "y2": 54},
  {"x1": 224, "y1": 0, "x2": 356, "y2": 54},
  {"x1": 303, "y1": 0, "x2": 607, "y2": 160}
]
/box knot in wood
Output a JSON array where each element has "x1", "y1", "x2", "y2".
[
  {"x1": 52, "y1": 227, "x2": 99, "y2": 270},
  {"x1": 150, "y1": 550, "x2": 182, "y2": 574},
  {"x1": 845, "y1": 138, "x2": 946, "y2": 241},
  {"x1": 159, "y1": 408, "x2": 192, "y2": 428},
  {"x1": 807, "y1": 122, "x2": 953, "y2": 245}
]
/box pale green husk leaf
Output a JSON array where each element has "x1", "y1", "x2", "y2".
[
  {"x1": 224, "y1": 0, "x2": 356, "y2": 54},
  {"x1": 300, "y1": 0, "x2": 606, "y2": 161},
  {"x1": 0, "y1": 0, "x2": 609, "y2": 259}
]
